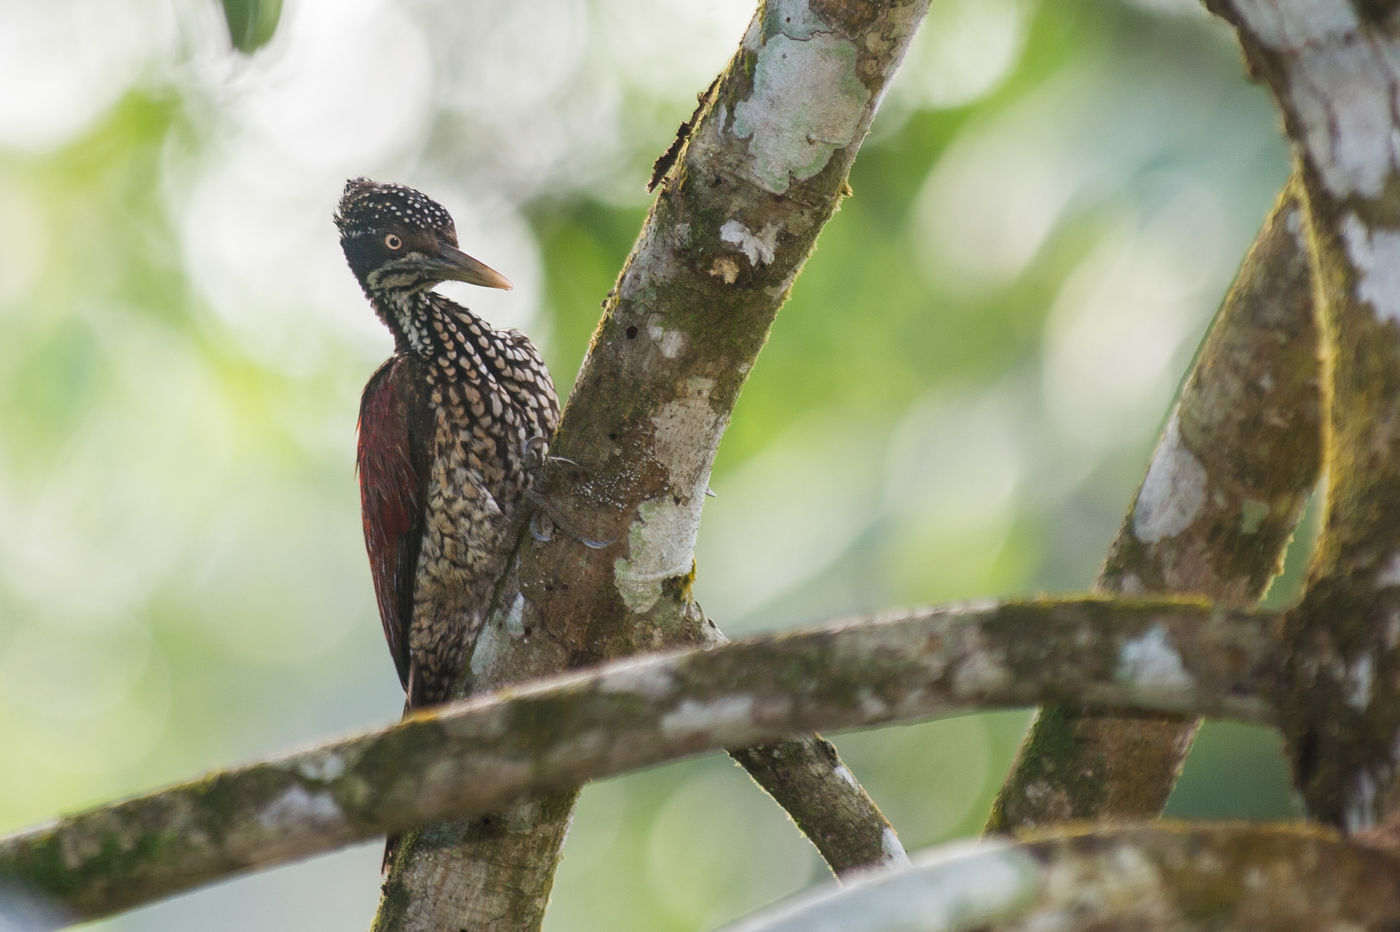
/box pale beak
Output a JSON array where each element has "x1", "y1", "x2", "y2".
[{"x1": 426, "y1": 242, "x2": 514, "y2": 291}]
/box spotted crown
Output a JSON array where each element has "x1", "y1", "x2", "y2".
[{"x1": 334, "y1": 178, "x2": 456, "y2": 241}]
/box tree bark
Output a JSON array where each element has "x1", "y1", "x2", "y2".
[
  {"x1": 988, "y1": 176, "x2": 1321, "y2": 830},
  {"x1": 722, "y1": 824, "x2": 1400, "y2": 931},
  {"x1": 1204, "y1": 0, "x2": 1400, "y2": 831},
  {"x1": 372, "y1": 0, "x2": 935, "y2": 928},
  {"x1": 0, "y1": 597, "x2": 1282, "y2": 929}
]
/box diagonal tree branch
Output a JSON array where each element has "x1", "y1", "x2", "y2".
[
  {"x1": 0, "y1": 596, "x2": 1282, "y2": 929},
  {"x1": 373, "y1": 1, "x2": 934, "y2": 927},
  {"x1": 719, "y1": 823, "x2": 1400, "y2": 931},
  {"x1": 988, "y1": 176, "x2": 1322, "y2": 830},
  {"x1": 1205, "y1": 0, "x2": 1400, "y2": 831}
]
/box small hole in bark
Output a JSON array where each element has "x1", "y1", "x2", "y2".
[{"x1": 625, "y1": 325, "x2": 638, "y2": 339}]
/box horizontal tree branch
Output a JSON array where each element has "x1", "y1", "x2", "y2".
[
  {"x1": 720, "y1": 823, "x2": 1400, "y2": 931},
  {"x1": 0, "y1": 596, "x2": 1281, "y2": 928}
]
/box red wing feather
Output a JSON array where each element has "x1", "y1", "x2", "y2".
[{"x1": 356, "y1": 355, "x2": 431, "y2": 691}]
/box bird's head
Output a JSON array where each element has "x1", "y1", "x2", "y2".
[{"x1": 334, "y1": 178, "x2": 512, "y2": 297}]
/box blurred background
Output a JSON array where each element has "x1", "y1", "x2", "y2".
[{"x1": 0, "y1": 0, "x2": 1304, "y2": 928}]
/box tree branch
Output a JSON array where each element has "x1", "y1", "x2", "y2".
[
  {"x1": 989, "y1": 176, "x2": 1321, "y2": 830},
  {"x1": 373, "y1": 1, "x2": 934, "y2": 927},
  {"x1": 720, "y1": 823, "x2": 1400, "y2": 931},
  {"x1": 1204, "y1": 0, "x2": 1400, "y2": 831},
  {"x1": 0, "y1": 597, "x2": 1281, "y2": 928}
]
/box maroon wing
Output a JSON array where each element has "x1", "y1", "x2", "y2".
[{"x1": 356, "y1": 355, "x2": 431, "y2": 691}]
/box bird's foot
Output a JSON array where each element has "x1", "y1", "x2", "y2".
[{"x1": 522, "y1": 436, "x2": 615, "y2": 549}]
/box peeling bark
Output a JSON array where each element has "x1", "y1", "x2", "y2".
[
  {"x1": 989, "y1": 178, "x2": 1322, "y2": 830},
  {"x1": 0, "y1": 597, "x2": 1282, "y2": 929}
]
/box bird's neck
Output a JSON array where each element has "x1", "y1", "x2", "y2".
[
  {"x1": 371, "y1": 290, "x2": 495, "y2": 376},
  {"x1": 369, "y1": 288, "x2": 467, "y2": 354}
]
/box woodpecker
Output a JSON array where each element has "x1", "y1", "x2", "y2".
[{"x1": 335, "y1": 178, "x2": 558, "y2": 710}]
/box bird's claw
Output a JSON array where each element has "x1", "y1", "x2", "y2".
[
  {"x1": 526, "y1": 489, "x2": 616, "y2": 550},
  {"x1": 529, "y1": 512, "x2": 554, "y2": 543}
]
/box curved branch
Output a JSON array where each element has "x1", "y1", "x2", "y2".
[
  {"x1": 0, "y1": 596, "x2": 1281, "y2": 928},
  {"x1": 990, "y1": 176, "x2": 1321, "y2": 829},
  {"x1": 375, "y1": 1, "x2": 935, "y2": 926},
  {"x1": 720, "y1": 824, "x2": 1400, "y2": 931}
]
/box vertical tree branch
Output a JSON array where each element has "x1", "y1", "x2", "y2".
[
  {"x1": 372, "y1": 1, "x2": 933, "y2": 928},
  {"x1": 988, "y1": 177, "x2": 1322, "y2": 830},
  {"x1": 1203, "y1": 0, "x2": 1400, "y2": 831}
]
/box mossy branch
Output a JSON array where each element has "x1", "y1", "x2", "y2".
[
  {"x1": 1205, "y1": 0, "x2": 1400, "y2": 830},
  {"x1": 0, "y1": 596, "x2": 1281, "y2": 929},
  {"x1": 722, "y1": 824, "x2": 1400, "y2": 931},
  {"x1": 989, "y1": 177, "x2": 1321, "y2": 830}
]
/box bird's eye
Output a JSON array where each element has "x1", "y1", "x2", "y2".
[{"x1": 384, "y1": 233, "x2": 403, "y2": 250}]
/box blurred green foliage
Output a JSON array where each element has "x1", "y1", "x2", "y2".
[
  {"x1": 0, "y1": 0, "x2": 1301, "y2": 929},
  {"x1": 220, "y1": 0, "x2": 283, "y2": 53}
]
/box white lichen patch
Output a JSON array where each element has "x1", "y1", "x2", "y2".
[
  {"x1": 857, "y1": 687, "x2": 891, "y2": 720},
  {"x1": 774, "y1": 0, "x2": 828, "y2": 41},
  {"x1": 1345, "y1": 769, "x2": 1379, "y2": 832},
  {"x1": 1346, "y1": 652, "x2": 1375, "y2": 711},
  {"x1": 468, "y1": 615, "x2": 513, "y2": 679},
  {"x1": 259, "y1": 784, "x2": 343, "y2": 830},
  {"x1": 1285, "y1": 205, "x2": 1306, "y2": 250},
  {"x1": 597, "y1": 655, "x2": 677, "y2": 700},
  {"x1": 646, "y1": 317, "x2": 688, "y2": 358},
  {"x1": 1133, "y1": 414, "x2": 1207, "y2": 543},
  {"x1": 612, "y1": 492, "x2": 701, "y2": 613},
  {"x1": 951, "y1": 648, "x2": 1012, "y2": 696},
  {"x1": 731, "y1": 33, "x2": 871, "y2": 194},
  {"x1": 1342, "y1": 213, "x2": 1400, "y2": 323},
  {"x1": 504, "y1": 593, "x2": 527, "y2": 637},
  {"x1": 833, "y1": 764, "x2": 857, "y2": 788},
  {"x1": 881, "y1": 827, "x2": 912, "y2": 867},
  {"x1": 1116, "y1": 624, "x2": 1194, "y2": 702},
  {"x1": 614, "y1": 379, "x2": 724, "y2": 612},
  {"x1": 1378, "y1": 552, "x2": 1400, "y2": 589},
  {"x1": 297, "y1": 752, "x2": 347, "y2": 783},
  {"x1": 1284, "y1": 33, "x2": 1400, "y2": 198},
  {"x1": 660, "y1": 695, "x2": 755, "y2": 739},
  {"x1": 1230, "y1": 0, "x2": 1358, "y2": 50},
  {"x1": 900, "y1": 841, "x2": 1039, "y2": 923},
  {"x1": 720, "y1": 219, "x2": 780, "y2": 266},
  {"x1": 1118, "y1": 573, "x2": 1147, "y2": 595}
]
